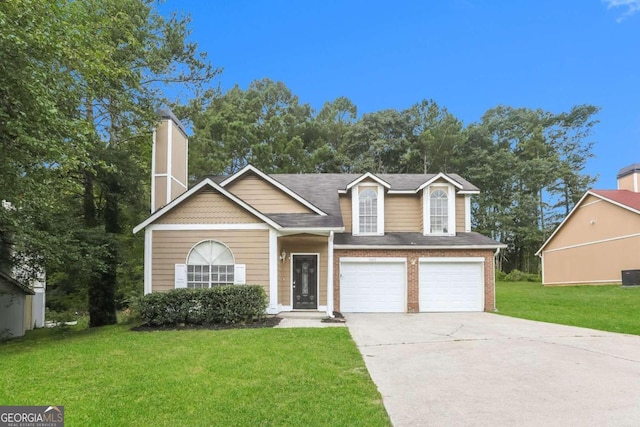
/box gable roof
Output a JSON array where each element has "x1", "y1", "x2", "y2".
[
  {"x1": 417, "y1": 172, "x2": 464, "y2": 191},
  {"x1": 590, "y1": 190, "x2": 640, "y2": 213},
  {"x1": 140, "y1": 167, "x2": 483, "y2": 233},
  {"x1": 133, "y1": 178, "x2": 281, "y2": 233},
  {"x1": 219, "y1": 165, "x2": 327, "y2": 216},
  {"x1": 345, "y1": 172, "x2": 391, "y2": 190},
  {"x1": 536, "y1": 189, "x2": 640, "y2": 255},
  {"x1": 0, "y1": 271, "x2": 35, "y2": 295}
]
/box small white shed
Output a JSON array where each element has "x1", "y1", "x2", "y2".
[{"x1": 0, "y1": 271, "x2": 35, "y2": 338}]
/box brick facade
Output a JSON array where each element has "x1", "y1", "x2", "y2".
[{"x1": 333, "y1": 249, "x2": 496, "y2": 313}]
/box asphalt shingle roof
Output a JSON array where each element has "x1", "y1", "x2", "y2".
[
  {"x1": 334, "y1": 232, "x2": 505, "y2": 248},
  {"x1": 196, "y1": 171, "x2": 506, "y2": 248},
  {"x1": 591, "y1": 190, "x2": 640, "y2": 212}
]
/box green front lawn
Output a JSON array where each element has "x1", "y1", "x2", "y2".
[
  {"x1": 1, "y1": 324, "x2": 390, "y2": 426},
  {"x1": 496, "y1": 281, "x2": 640, "y2": 335}
]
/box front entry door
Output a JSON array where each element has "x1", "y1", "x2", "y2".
[{"x1": 292, "y1": 255, "x2": 318, "y2": 309}]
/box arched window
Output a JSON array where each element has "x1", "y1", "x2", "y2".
[
  {"x1": 359, "y1": 188, "x2": 378, "y2": 233},
  {"x1": 186, "y1": 240, "x2": 235, "y2": 288},
  {"x1": 430, "y1": 189, "x2": 448, "y2": 234}
]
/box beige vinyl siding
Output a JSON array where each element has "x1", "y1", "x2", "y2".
[
  {"x1": 154, "y1": 176, "x2": 168, "y2": 210},
  {"x1": 339, "y1": 195, "x2": 352, "y2": 233},
  {"x1": 420, "y1": 190, "x2": 425, "y2": 234},
  {"x1": 455, "y1": 194, "x2": 465, "y2": 233},
  {"x1": 171, "y1": 180, "x2": 185, "y2": 201},
  {"x1": 277, "y1": 234, "x2": 329, "y2": 306},
  {"x1": 156, "y1": 189, "x2": 261, "y2": 224},
  {"x1": 544, "y1": 195, "x2": 640, "y2": 250},
  {"x1": 154, "y1": 121, "x2": 168, "y2": 174},
  {"x1": 385, "y1": 194, "x2": 421, "y2": 231},
  {"x1": 618, "y1": 173, "x2": 638, "y2": 192},
  {"x1": 543, "y1": 236, "x2": 640, "y2": 284},
  {"x1": 226, "y1": 174, "x2": 313, "y2": 214},
  {"x1": 171, "y1": 123, "x2": 187, "y2": 188},
  {"x1": 151, "y1": 229, "x2": 270, "y2": 293}
]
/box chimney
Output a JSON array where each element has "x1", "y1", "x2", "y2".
[
  {"x1": 617, "y1": 163, "x2": 640, "y2": 192},
  {"x1": 152, "y1": 108, "x2": 189, "y2": 213}
]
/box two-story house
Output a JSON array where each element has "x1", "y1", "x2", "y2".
[{"x1": 134, "y1": 110, "x2": 505, "y2": 314}]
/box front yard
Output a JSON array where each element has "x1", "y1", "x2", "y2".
[
  {"x1": 496, "y1": 281, "x2": 640, "y2": 335},
  {"x1": 0, "y1": 324, "x2": 390, "y2": 426}
]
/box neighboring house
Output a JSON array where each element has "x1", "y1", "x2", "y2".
[
  {"x1": 1, "y1": 200, "x2": 46, "y2": 334},
  {"x1": 133, "y1": 110, "x2": 505, "y2": 314},
  {"x1": 537, "y1": 164, "x2": 640, "y2": 285},
  {"x1": 0, "y1": 270, "x2": 35, "y2": 338}
]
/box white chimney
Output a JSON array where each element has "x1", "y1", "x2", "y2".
[
  {"x1": 617, "y1": 164, "x2": 640, "y2": 193},
  {"x1": 152, "y1": 108, "x2": 189, "y2": 212}
]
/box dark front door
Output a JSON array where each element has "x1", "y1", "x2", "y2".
[{"x1": 292, "y1": 255, "x2": 318, "y2": 309}]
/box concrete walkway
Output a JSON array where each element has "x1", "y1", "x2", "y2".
[
  {"x1": 346, "y1": 313, "x2": 640, "y2": 427},
  {"x1": 274, "y1": 311, "x2": 346, "y2": 328}
]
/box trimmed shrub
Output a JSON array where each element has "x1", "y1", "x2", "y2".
[
  {"x1": 503, "y1": 269, "x2": 541, "y2": 282},
  {"x1": 138, "y1": 285, "x2": 267, "y2": 326},
  {"x1": 495, "y1": 269, "x2": 507, "y2": 282}
]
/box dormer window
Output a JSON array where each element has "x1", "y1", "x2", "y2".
[
  {"x1": 359, "y1": 189, "x2": 378, "y2": 233},
  {"x1": 430, "y1": 189, "x2": 448, "y2": 234},
  {"x1": 424, "y1": 185, "x2": 455, "y2": 236},
  {"x1": 352, "y1": 184, "x2": 384, "y2": 235}
]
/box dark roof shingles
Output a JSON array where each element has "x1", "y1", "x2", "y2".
[{"x1": 334, "y1": 232, "x2": 505, "y2": 248}]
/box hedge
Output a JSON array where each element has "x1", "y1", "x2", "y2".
[{"x1": 138, "y1": 285, "x2": 267, "y2": 326}]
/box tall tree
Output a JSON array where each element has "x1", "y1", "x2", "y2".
[
  {"x1": 1, "y1": 0, "x2": 220, "y2": 325},
  {"x1": 402, "y1": 100, "x2": 466, "y2": 173},
  {"x1": 190, "y1": 79, "x2": 313, "y2": 177}
]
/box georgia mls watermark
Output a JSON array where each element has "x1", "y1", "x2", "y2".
[{"x1": 0, "y1": 406, "x2": 64, "y2": 427}]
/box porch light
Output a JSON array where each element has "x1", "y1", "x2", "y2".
[{"x1": 280, "y1": 250, "x2": 287, "y2": 262}]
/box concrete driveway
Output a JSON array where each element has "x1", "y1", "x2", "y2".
[{"x1": 346, "y1": 313, "x2": 640, "y2": 427}]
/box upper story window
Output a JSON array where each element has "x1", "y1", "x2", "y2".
[
  {"x1": 423, "y1": 184, "x2": 455, "y2": 236},
  {"x1": 352, "y1": 184, "x2": 384, "y2": 236},
  {"x1": 186, "y1": 240, "x2": 235, "y2": 288},
  {"x1": 430, "y1": 189, "x2": 448, "y2": 234},
  {"x1": 359, "y1": 189, "x2": 378, "y2": 233}
]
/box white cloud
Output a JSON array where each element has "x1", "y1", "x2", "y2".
[{"x1": 603, "y1": 0, "x2": 640, "y2": 22}]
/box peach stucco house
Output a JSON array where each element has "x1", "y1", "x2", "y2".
[
  {"x1": 537, "y1": 164, "x2": 640, "y2": 285},
  {"x1": 134, "y1": 110, "x2": 505, "y2": 314}
]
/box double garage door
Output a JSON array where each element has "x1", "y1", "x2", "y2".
[{"x1": 340, "y1": 258, "x2": 484, "y2": 312}]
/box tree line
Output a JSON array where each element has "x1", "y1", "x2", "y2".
[
  {"x1": 1, "y1": 1, "x2": 598, "y2": 327},
  {"x1": 190, "y1": 79, "x2": 599, "y2": 273}
]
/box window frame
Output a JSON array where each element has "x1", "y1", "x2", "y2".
[
  {"x1": 423, "y1": 184, "x2": 456, "y2": 236},
  {"x1": 186, "y1": 239, "x2": 236, "y2": 288},
  {"x1": 352, "y1": 183, "x2": 385, "y2": 236}
]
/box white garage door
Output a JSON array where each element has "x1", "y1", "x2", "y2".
[
  {"x1": 340, "y1": 259, "x2": 405, "y2": 312},
  {"x1": 419, "y1": 259, "x2": 484, "y2": 312}
]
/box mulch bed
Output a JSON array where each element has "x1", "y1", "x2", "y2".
[{"x1": 131, "y1": 316, "x2": 282, "y2": 332}]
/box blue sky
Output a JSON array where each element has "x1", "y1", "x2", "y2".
[{"x1": 162, "y1": 0, "x2": 640, "y2": 188}]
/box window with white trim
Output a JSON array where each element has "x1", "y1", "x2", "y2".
[
  {"x1": 186, "y1": 240, "x2": 235, "y2": 288},
  {"x1": 359, "y1": 188, "x2": 378, "y2": 234},
  {"x1": 430, "y1": 189, "x2": 449, "y2": 234}
]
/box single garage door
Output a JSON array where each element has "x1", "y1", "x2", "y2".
[
  {"x1": 419, "y1": 258, "x2": 484, "y2": 312},
  {"x1": 340, "y1": 258, "x2": 406, "y2": 312}
]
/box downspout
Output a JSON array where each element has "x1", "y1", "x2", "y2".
[
  {"x1": 326, "y1": 231, "x2": 335, "y2": 318},
  {"x1": 493, "y1": 247, "x2": 500, "y2": 312}
]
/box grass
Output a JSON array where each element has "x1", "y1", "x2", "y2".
[
  {"x1": 0, "y1": 322, "x2": 390, "y2": 426},
  {"x1": 495, "y1": 281, "x2": 640, "y2": 335}
]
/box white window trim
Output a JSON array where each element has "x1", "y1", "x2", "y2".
[
  {"x1": 185, "y1": 239, "x2": 236, "y2": 288},
  {"x1": 465, "y1": 194, "x2": 471, "y2": 232},
  {"x1": 423, "y1": 184, "x2": 456, "y2": 236},
  {"x1": 352, "y1": 183, "x2": 384, "y2": 236}
]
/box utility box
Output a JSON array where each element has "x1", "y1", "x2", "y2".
[{"x1": 621, "y1": 270, "x2": 640, "y2": 286}]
